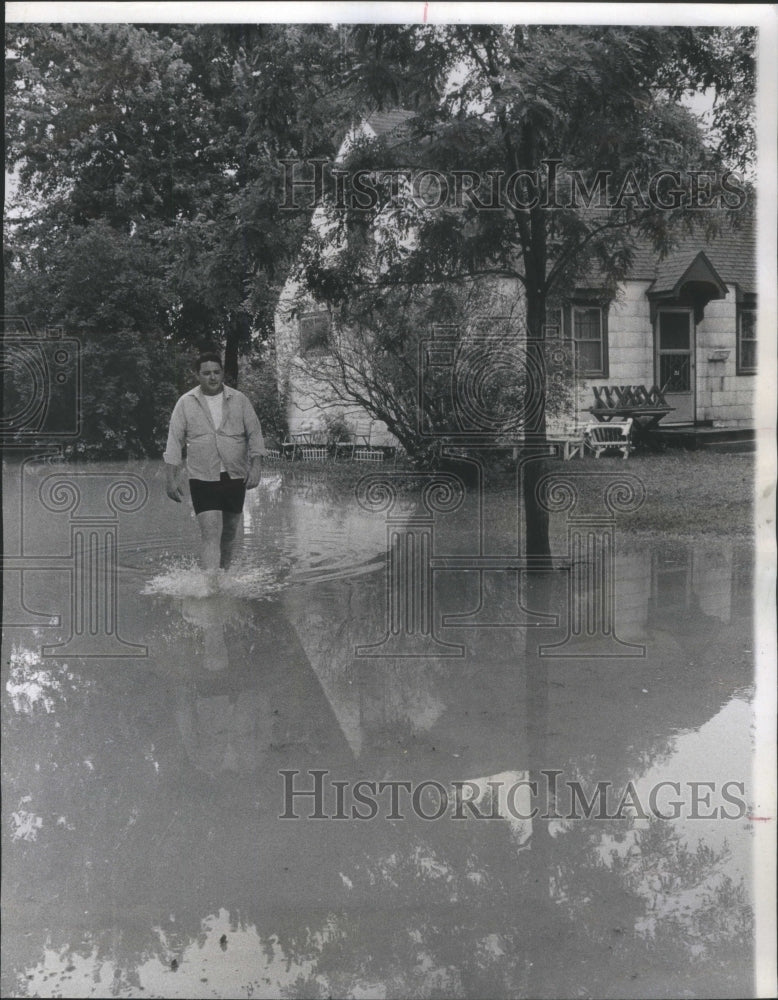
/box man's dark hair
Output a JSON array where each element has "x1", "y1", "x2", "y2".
[{"x1": 194, "y1": 351, "x2": 223, "y2": 372}]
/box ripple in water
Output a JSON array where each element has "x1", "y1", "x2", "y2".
[{"x1": 127, "y1": 535, "x2": 385, "y2": 588}]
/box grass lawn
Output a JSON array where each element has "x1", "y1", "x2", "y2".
[
  {"x1": 270, "y1": 449, "x2": 756, "y2": 539},
  {"x1": 546, "y1": 449, "x2": 756, "y2": 538}
]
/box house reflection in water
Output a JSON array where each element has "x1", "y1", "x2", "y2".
[
  {"x1": 647, "y1": 541, "x2": 750, "y2": 628},
  {"x1": 1, "y1": 466, "x2": 756, "y2": 999}
]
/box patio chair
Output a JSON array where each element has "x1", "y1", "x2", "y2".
[
  {"x1": 334, "y1": 418, "x2": 374, "y2": 460},
  {"x1": 280, "y1": 431, "x2": 309, "y2": 461},
  {"x1": 546, "y1": 421, "x2": 585, "y2": 460},
  {"x1": 391, "y1": 441, "x2": 406, "y2": 467},
  {"x1": 584, "y1": 418, "x2": 634, "y2": 459}
]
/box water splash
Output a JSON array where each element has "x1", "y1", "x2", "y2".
[{"x1": 142, "y1": 558, "x2": 288, "y2": 601}]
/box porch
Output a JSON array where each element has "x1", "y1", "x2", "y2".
[{"x1": 648, "y1": 424, "x2": 756, "y2": 453}]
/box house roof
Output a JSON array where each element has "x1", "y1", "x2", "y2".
[
  {"x1": 341, "y1": 109, "x2": 758, "y2": 295},
  {"x1": 625, "y1": 216, "x2": 756, "y2": 294},
  {"x1": 363, "y1": 108, "x2": 417, "y2": 139},
  {"x1": 335, "y1": 108, "x2": 418, "y2": 163}
]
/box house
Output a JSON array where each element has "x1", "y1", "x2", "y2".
[
  {"x1": 275, "y1": 110, "x2": 757, "y2": 442},
  {"x1": 558, "y1": 219, "x2": 757, "y2": 428},
  {"x1": 274, "y1": 110, "x2": 417, "y2": 449}
]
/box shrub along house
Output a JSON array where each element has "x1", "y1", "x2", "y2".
[{"x1": 275, "y1": 110, "x2": 757, "y2": 448}]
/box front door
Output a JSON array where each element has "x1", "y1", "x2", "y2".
[{"x1": 656, "y1": 308, "x2": 695, "y2": 424}]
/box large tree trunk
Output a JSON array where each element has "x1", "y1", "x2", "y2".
[
  {"x1": 522, "y1": 293, "x2": 551, "y2": 560},
  {"x1": 224, "y1": 309, "x2": 252, "y2": 387},
  {"x1": 522, "y1": 453, "x2": 551, "y2": 560},
  {"x1": 224, "y1": 332, "x2": 239, "y2": 387}
]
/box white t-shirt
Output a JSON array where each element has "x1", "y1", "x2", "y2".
[{"x1": 204, "y1": 392, "x2": 226, "y2": 473}]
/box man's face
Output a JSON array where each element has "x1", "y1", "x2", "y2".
[{"x1": 197, "y1": 361, "x2": 224, "y2": 396}]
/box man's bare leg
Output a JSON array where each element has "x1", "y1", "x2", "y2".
[
  {"x1": 196, "y1": 510, "x2": 222, "y2": 583},
  {"x1": 220, "y1": 511, "x2": 243, "y2": 570}
]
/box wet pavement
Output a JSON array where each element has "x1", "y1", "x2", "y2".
[{"x1": 2, "y1": 457, "x2": 757, "y2": 998}]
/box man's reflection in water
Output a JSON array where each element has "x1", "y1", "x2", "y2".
[
  {"x1": 1, "y1": 549, "x2": 756, "y2": 998},
  {"x1": 181, "y1": 595, "x2": 231, "y2": 672},
  {"x1": 173, "y1": 594, "x2": 272, "y2": 777}
]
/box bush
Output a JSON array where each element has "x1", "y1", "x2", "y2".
[{"x1": 65, "y1": 332, "x2": 183, "y2": 459}]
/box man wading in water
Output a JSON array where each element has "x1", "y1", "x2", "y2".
[{"x1": 164, "y1": 352, "x2": 265, "y2": 586}]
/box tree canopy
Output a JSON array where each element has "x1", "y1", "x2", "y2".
[
  {"x1": 300, "y1": 25, "x2": 755, "y2": 313},
  {"x1": 5, "y1": 22, "x2": 355, "y2": 454},
  {"x1": 4, "y1": 22, "x2": 756, "y2": 463},
  {"x1": 292, "y1": 23, "x2": 755, "y2": 553}
]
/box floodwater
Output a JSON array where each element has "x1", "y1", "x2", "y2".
[{"x1": 2, "y1": 457, "x2": 757, "y2": 998}]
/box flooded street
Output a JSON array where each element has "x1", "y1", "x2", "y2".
[{"x1": 2, "y1": 457, "x2": 757, "y2": 998}]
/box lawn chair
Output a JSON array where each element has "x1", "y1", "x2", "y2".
[
  {"x1": 584, "y1": 418, "x2": 634, "y2": 459},
  {"x1": 334, "y1": 418, "x2": 374, "y2": 460},
  {"x1": 280, "y1": 432, "x2": 308, "y2": 460},
  {"x1": 546, "y1": 420, "x2": 586, "y2": 460}
]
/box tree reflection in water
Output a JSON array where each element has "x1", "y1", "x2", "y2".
[{"x1": 1, "y1": 467, "x2": 755, "y2": 998}]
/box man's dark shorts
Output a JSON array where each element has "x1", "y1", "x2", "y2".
[{"x1": 189, "y1": 473, "x2": 246, "y2": 515}]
